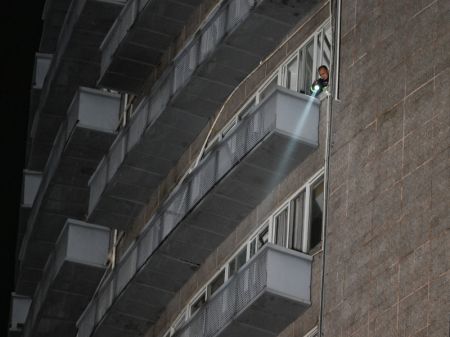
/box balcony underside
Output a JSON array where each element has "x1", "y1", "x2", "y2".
[
  {"x1": 79, "y1": 88, "x2": 319, "y2": 337},
  {"x1": 87, "y1": 0, "x2": 322, "y2": 230},
  {"x1": 29, "y1": 0, "x2": 124, "y2": 171},
  {"x1": 18, "y1": 89, "x2": 120, "y2": 296},
  {"x1": 29, "y1": 263, "x2": 105, "y2": 337},
  {"x1": 99, "y1": 0, "x2": 204, "y2": 92}
]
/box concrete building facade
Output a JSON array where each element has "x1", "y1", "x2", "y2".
[{"x1": 9, "y1": 1, "x2": 449, "y2": 337}]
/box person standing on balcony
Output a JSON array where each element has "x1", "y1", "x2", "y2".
[{"x1": 311, "y1": 65, "x2": 329, "y2": 96}]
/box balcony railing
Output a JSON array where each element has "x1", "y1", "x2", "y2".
[
  {"x1": 98, "y1": 0, "x2": 203, "y2": 92},
  {"x1": 174, "y1": 244, "x2": 312, "y2": 337},
  {"x1": 17, "y1": 88, "x2": 120, "y2": 296},
  {"x1": 88, "y1": 0, "x2": 321, "y2": 229},
  {"x1": 22, "y1": 219, "x2": 110, "y2": 337},
  {"x1": 77, "y1": 87, "x2": 319, "y2": 337}
]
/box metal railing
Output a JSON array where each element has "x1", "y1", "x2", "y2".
[
  {"x1": 78, "y1": 85, "x2": 282, "y2": 337},
  {"x1": 89, "y1": 0, "x2": 256, "y2": 214}
]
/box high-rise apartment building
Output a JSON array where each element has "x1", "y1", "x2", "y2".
[{"x1": 9, "y1": 1, "x2": 449, "y2": 337}]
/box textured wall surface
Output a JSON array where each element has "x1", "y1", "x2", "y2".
[{"x1": 323, "y1": 0, "x2": 450, "y2": 336}]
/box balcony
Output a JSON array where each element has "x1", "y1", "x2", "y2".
[
  {"x1": 28, "y1": 0, "x2": 125, "y2": 171},
  {"x1": 77, "y1": 87, "x2": 319, "y2": 337},
  {"x1": 21, "y1": 219, "x2": 110, "y2": 337},
  {"x1": 17, "y1": 88, "x2": 120, "y2": 296},
  {"x1": 98, "y1": 0, "x2": 203, "y2": 92},
  {"x1": 175, "y1": 244, "x2": 312, "y2": 337},
  {"x1": 87, "y1": 0, "x2": 321, "y2": 229},
  {"x1": 8, "y1": 293, "x2": 31, "y2": 337}
]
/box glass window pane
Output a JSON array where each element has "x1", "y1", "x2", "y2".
[
  {"x1": 304, "y1": 40, "x2": 314, "y2": 95},
  {"x1": 208, "y1": 269, "x2": 225, "y2": 296},
  {"x1": 316, "y1": 32, "x2": 322, "y2": 72},
  {"x1": 309, "y1": 180, "x2": 324, "y2": 249},
  {"x1": 275, "y1": 208, "x2": 288, "y2": 247},
  {"x1": 286, "y1": 57, "x2": 298, "y2": 91},
  {"x1": 258, "y1": 226, "x2": 269, "y2": 249},
  {"x1": 191, "y1": 292, "x2": 206, "y2": 316},
  {"x1": 236, "y1": 247, "x2": 247, "y2": 270},
  {"x1": 290, "y1": 193, "x2": 304, "y2": 251},
  {"x1": 228, "y1": 259, "x2": 236, "y2": 277},
  {"x1": 249, "y1": 239, "x2": 256, "y2": 258},
  {"x1": 322, "y1": 26, "x2": 332, "y2": 69}
]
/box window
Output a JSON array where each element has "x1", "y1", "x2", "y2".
[
  {"x1": 208, "y1": 269, "x2": 225, "y2": 297},
  {"x1": 228, "y1": 247, "x2": 247, "y2": 278},
  {"x1": 274, "y1": 207, "x2": 289, "y2": 247},
  {"x1": 289, "y1": 192, "x2": 304, "y2": 251},
  {"x1": 190, "y1": 291, "x2": 206, "y2": 316},
  {"x1": 285, "y1": 56, "x2": 299, "y2": 91},
  {"x1": 309, "y1": 179, "x2": 324, "y2": 250}
]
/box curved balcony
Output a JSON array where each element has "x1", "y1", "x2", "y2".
[
  {"x1": 28, "y1": 0, "x2": 125, "y2": 171},
  {"x1": 21, "y1": 219, "x2": 110, "y2": 337},
  {"x1": 98, "y1": 0, "x2": 203, "y2": 92},
  {"x1": 87, "y1": 0, "x2": 321, "y2": 229},
  {"x1": 17, "y1": 88, "x2": 120, "y2": 296},
  {"x1": 77, "y1": 87, "x2": 319, "y2": 337}
]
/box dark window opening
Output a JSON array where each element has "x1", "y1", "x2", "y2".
[{"x1": 309, "y1": 180, "x2": 324, "y2": 250}]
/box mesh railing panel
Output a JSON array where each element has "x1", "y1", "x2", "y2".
[
  {"x1": 174, "y1": 42, "x2": 199, "y2": 94},
  {"x1": 200, "y1": 10, "x2": 226, "y2": 62},
  {"x1": 175, "y1": 249, "x2": 268, "y2": 337},
  {"x1": 88, "y1": 157, "x2": 107, "y2": 215},
  {"x1": 226, "y1": 0, "x2": 252, "y2": 31},
  {"x1": 127, "y1": 101, "x2": 148, "y2": 152},
  {"x1": 116, "y1": 247, "x2": 137, "y2": 295}
]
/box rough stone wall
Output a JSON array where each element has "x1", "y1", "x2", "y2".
[{"x1": 322, "y1": 0, "x2": 450, "y2": 336}]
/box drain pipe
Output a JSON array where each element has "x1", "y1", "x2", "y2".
[{"x1": 318, "y1": 0, "x2": 340, "y2": 336}]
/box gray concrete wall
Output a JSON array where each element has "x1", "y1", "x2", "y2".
[{"x1": 322, "y1": 0, "x2": 450, "y2": 336}]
